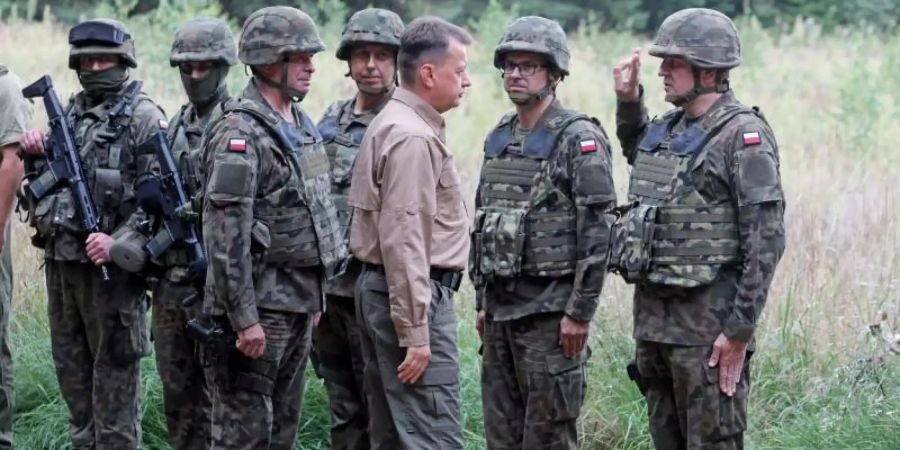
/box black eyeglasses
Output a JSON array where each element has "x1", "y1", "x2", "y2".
[{"x1": 501, "y1": 62, "x2": 546, "y2": 77}]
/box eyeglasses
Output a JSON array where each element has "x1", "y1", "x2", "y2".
[{"x1": 501, "y1": 61, "x2": 546, "y2": 77}]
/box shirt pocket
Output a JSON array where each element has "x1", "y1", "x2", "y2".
[{"x1": 436, "y1": 163, "x2": 463, "y2": 219}]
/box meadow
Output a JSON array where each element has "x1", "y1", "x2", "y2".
[{"x1": 1, "y1": 2, "x2": 898, "y2": 448}]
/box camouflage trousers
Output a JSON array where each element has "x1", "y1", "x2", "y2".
[
  {"x1": 152, "y1": 279, "x2": 209, "y2": 450},
  {"x1": 635, "y1": 341, "x2": 750, "y2": 450},
  {"x1": 207, "y1": 308, "x2": 312, "y2": 450},
  {"x1": 0, "y1": 226, "x2": 14, "y2": 450},
  {"x1": 45, "y1": 260, "x2": 150, "y2": 450},
  {"x1": 481, "y1": 311, "x2": 588, "y2": 450},
  {"x1": 312, "y1": 294, "x2": 369, "y2": 450},
  {"x1": 355, "y1": 265, "x2": 463, "y2": 450}
]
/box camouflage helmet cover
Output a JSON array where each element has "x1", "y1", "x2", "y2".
[
  {"x1": 170, "y1": 16, "x2": 238, "y2": 67},
  {"x1": 494, "y1": 16, "x2": 570, "y2": 75},
  {"x1": 239, "y1": 6, "x2": 326, "y2": 66},
  {"x1": 648, "y1": 8, "x2": 741, "y2": 70},
  {"x1": 68, "y1": 18, "x2": 137, "y2": 69},
  {"x1": 336, "y1": 8, "x2": 404, "y2": 61}
]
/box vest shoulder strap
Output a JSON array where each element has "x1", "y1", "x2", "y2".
[
  {"x1": 520, "y1": 109, "x2": 590, "y2": 159},
  {"x1": 484, "y1": 112, "x2": 517, "y2": 157}
]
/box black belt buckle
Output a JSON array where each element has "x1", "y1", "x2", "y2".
[{"x1": 431, "y1": 269, "x2": 463, "y2": 292}]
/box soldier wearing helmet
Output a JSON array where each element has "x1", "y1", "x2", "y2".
[
  {"x1": 312, "y1": 8, "x2": 403, "y2": 449},
  {"x1": 198, "y1": 7, "x2": 347, "y2": 448},
  {"x1": 110, "y1": 16, "x2": 236, "y2": 450},
  {"x1": 611, "y1": 8, "x2": 785, "y2": 449},
  {"x1": 469, "y1": 16, "x2": 617, "y2": 449},
  {"x1": 18, "y1": 18, "x2": 166, "y2": 450}
]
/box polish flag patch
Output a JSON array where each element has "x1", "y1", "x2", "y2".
[
  {"x1": 228, "y1": 139, "x2": 247, "y2": 152},
  {"x1": 742, "y1": 132, "x2": 761, "y2": 145},
  {"x1": 158, "y1": 119, "x2": 169, "y2": 130},
  {"x1": 579, "y1": 139, "x2": 598, "y2": 153}
]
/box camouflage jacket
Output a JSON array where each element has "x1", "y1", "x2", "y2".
[
  {"x1": 201, "y1": 80, "x2": 344, "y2": 331},
  {"x1": 470, "y1": 100, "x2": 617, "y2": 322},
  {"x1": 317, "y1": 95, "x2": 387, "y2": 298},
  {"x1": 148, "y1": 97, "x2": 229, "y2": 285},
  {"x1": 24, "y1": 81, "x2": 165, "y2": 261},
  {"x1": 616, "y1": 89, "x2": 786, "y2": 345}
]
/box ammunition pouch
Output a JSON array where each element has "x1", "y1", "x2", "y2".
[{"x1": 475, "y1": 209, "x2": 526, "y2": 278}]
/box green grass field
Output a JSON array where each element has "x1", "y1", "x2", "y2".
[{"x1": 2, "y1": 2, "x2": 899, "y2": 449}]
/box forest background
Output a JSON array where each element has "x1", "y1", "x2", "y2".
[{"x1": 1, "y1": 0, "x2": 899, "y2": 448}]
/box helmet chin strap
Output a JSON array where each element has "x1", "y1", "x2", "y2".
[
  {"x1": 255, "y1": 60, "x2": 306, "y2": 102},
  {"x1": 505, "y1": 75, "x2": 560, "y2": 106},
  {"x1": 668, "y1": 67, "x2": 726, "y2": 107}
]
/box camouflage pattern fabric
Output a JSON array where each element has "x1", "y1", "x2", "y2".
[
  {"x1": 238, "y1": 6, "x2": 325, "y2": 66},
  {"x1": 635, "y1": 341, "x2": 749, "y2": 450},
  {"x1": 493, "y1": 16, "x2": 570, "y2": 74},
  {"x1": 170, "y1": 16, "x2": 238, "y2": 66},
  {"x1": 45, "y1": 261, "x2": 150, "y2": 450},
  {"x1": 68, "y1": 19, "x2": 138, "y2": 69},
  {"x1": 201, "y1": 77, "x2": 338, "y2": 447},
  {"x1": 616, "y1": 90, "x2": 785, "y2": 346},
  {"x1": 318, "y1": 97, "x2": 384, "y2": 297},
  {"x1": 470, "y1": 100, "x2": 616, "y2": 323},
  {"x1": 21, "y1": 77, "x2": 163, "y2": 450},
  {"x1": 335, "y1": 8, "x2": 403, "y2": 60},
  {"x1": 648, "y1": 8, "x2": 742, "y2": 70},
  {"x1": 481, "y1": 312, "x2": 588, "y2": 450},
  {"x1": 206, "y1": 308, "x2": 313, "y2": 450},
  {"x1": 355, "y1": 266, "x2": 463, "y2": 450},
  {"x1": 311, "y1": 295, "x2": 369, "y2": 450}
]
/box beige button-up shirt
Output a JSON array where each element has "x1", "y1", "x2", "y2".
[{"x1": 348, "y1": 87, "x2": 469, "y2": 347}]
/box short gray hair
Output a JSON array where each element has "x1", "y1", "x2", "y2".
[{"x1": 398, "y1": 16, "x2": 472, "y2": 86}]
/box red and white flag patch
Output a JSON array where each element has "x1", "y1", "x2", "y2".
[
  {"x1": 158, "y1": 119, "x2": 169, "y2": 130},
  {"x1": 579, "y1": 139, "x2": 597, "y2": 153},
  {"x1": 228, "y1": 138, "x2": 247, "y2": 152},
  {"x1": 742, "y1": 132, "x2": 761, "y2": 145}
]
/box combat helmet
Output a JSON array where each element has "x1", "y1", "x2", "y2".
[
  {"x1": 238, "y1": 6, "x2": 325, "y2": 66},
  {"x1": 336, "y1": 8, "x2": 404, "y2": 61},
  {"x1": 170, "y1": 16, "x2": 238, "y2": 67},
  {"x1": 648, "y1": 8, "x2": 741, "y2": 70},
  {"x1": 493, "y1": 16, "x2": 570, "y2": 76},
  {"x1": 68, "y1": 19, "x2": 137, "y2": 69}
]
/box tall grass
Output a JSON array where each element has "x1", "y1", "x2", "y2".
[{"x1": 2, "y1": 1, "x2": 899, "y2": 448}]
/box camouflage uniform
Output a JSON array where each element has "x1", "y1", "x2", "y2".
[
  {"x1": 201, "y1": 7, "x2": 347, "y2": 449},
  {"x1": 313, "y1": 9, "x2": 402, "y2": 450},
  {"x1": 469, "y1": 17, "x2": 616, "y2": 450},
  {"x1": 20, "y1": 20, "x2": 165, "y2": 450},
  {"x1": 142, "y1": 17, "x2": 236, "y2": 450},
  {"x1": 611, "y1": 9, "x2": 786, "y2": 449},
  {"x1": 0, "y1": 65, "x2": 32, "y2": 450}
]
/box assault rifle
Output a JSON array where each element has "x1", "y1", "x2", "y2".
[
  {"x1": 134, "y1": 131, "x2": 207, "y2": 284},
  {"x1": 22, "y1": 75, "x2": 110, "y2": 280}
]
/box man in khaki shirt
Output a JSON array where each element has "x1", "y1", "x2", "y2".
[{"x1": 347, "y1": 16, "x2": 471, "y2": 450}]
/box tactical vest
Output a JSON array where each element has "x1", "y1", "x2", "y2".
[
  {"x1": 158, "y1": 104, "x2": 208, "y2": 268},
  {"x1": 221, "y1": 100, "x2": 348, "y2": 279},
  {"x1": 610, "y1": 103, "x2": 760, "y2": 287},
  {"x1": 317, "y1": 100, "x2": 369, "y2": 237},
  {"x1": 31, "y1": 82, "x2": 151, "y2": 241},
  {"x1": 473, "y1": 110, "x2": 590, "y2": 279}
]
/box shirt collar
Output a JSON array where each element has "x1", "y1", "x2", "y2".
[{"x1": 391, "y1": 87, "x2": 446, "y2": 140}]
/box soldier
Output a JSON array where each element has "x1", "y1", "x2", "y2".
[
  {"x1": 610, "y1": 8, "x2": 785, "y2": 449},
  {"x1": 110, "y1": 16, "x2": 237, "y2": 450},
  {"x1": 314, "y1": 8, "x2": 403, "y2": 450},
  {"x1": 469, "y1": 16, "x2": 616, "y2": 449},
  {"x1": 200, "y1": 6, "x2": 347, "y2": 449},
  {"x1": 348, "y1": 16, "x2": 471, "y2": 450},
  {"x1": 0, "y1": 64, "x2": 30, "y2": 450},
  {"x1": 18, "y1": 19, "x2": 165, "y2": 449}
]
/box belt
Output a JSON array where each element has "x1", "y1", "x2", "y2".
[{"x1": 363, "y1": 263, "x2": 463, "y2": 292}]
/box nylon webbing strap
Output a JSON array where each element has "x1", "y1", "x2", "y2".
[
  {"x1": 631, "y1": 170, "x2": 672, "y2": 184},
  {"x1": 529, "y1": 219, "x2": 575, "y2": 232},
  {"x1": 653, "y1": 245, "x2": 739, "y2": 257},
  {"x1": 526, "y1": 249, "x2": 577, "y2": 264},
  {"x1": 657, "y1": 212, "x2": 735, "y2": 223},
  {"x1": 654, "y1": 229, "x2": 738, "y2": 240},
  {"x1": 630, "y1": 185, "x2": 669, "y2": 200},
  {"x1": 483, "y1": 189, "x2": 530, "y2": 202},
  {"x1": 529, "y1": 235, "x2": 575, "y2": 247}
]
